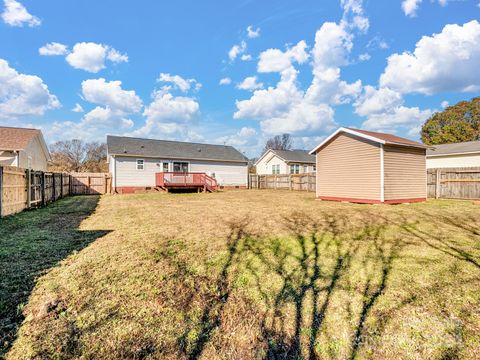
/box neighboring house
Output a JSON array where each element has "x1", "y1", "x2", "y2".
[
  {"x1": 426, "y1": 141, "x2": 480, "y2": 169},
  {"x1": 310, "y1": 127, "x2": 429, "y2": 204},
  {"x1": 107, "y1": 135, "x2": 249, "y2": 193},
  {"x1": 254, "y1": 149, "x2": 316, "y2": 175},
  {"x1": 0, "y1": 126, "x2": 51, "y2": 171}
]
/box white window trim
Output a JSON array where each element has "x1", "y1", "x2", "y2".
[
  {"x1": 136, "y1": 158, "x2": 145, "y2": 170},
  {"x1": 172, "y1": 161, "x2": 190, "y2": 172}
]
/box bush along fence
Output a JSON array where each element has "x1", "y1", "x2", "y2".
[
  {"x1": 0, "y1": 166, "x2": 112, "y2": 218},
  {"x1": 427, "y1": 167, "x2": 480, "y2": 200},
  {"x1": 249, "y1": 173, "x2": 316, "y2": 192}
]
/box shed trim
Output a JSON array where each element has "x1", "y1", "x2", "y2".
[{"x1": 380, "y1": 144, "x2": 384, "y2": 202}]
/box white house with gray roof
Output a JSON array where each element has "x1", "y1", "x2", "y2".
[
  {"x1": 426, "y1": 140, "x2": 480, "y2": 169},
  {"x1": 254, "y1": 149, "x2": 316, "y2": 175},
  {"x1": 107, "y1": 135, "x2": 249, "y2": 193}
]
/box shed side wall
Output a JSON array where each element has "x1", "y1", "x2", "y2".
[
  {"x1": 383, "y1": 145, "x2": 426, "y2": 200},
  {"x1": 316, "y1": 133, "x2": 381, "y2": 200}
]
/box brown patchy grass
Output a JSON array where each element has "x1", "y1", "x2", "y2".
[{"x1": 3, "y1": 190, "x2": 480, "y2": 359}]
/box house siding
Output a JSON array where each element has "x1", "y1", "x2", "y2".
[
  {"x1": 112, "y1": 156, "x2": 248, "y2": 188},
  {"x1": 315, "y1": 133, "x2": 381, "y2": 201},
  {"x1": 0, "y1": 137, "x2": 48, "y2": 171},
  {"x1": 426, "y1": 153, "x2": 480, "y2": 169},
  {"x1": 383, "y1": 145, "x2": 426, "y2": 201}
]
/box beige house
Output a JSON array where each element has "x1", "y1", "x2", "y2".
[
  {"x1": 426, "y1": 141, "x2": 480, "y2": 169},
  {"x1": 310, "y1": 127, "x2": 429, "y2": 204},
  {"x1": 0, "y1": 127, "x2": 51, "y2": 171},
  {"x1": 254, "y1": 149, "x2": 316, "y2": 175}
]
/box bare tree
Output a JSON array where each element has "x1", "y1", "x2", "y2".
[
  {"x1": 49, "y1": 140, "x2": 108, "y2": 172},
  {"x1": 264, "y1": 134, "x2": 293, "y2": 152}
]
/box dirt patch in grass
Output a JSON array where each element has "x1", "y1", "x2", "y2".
[
  {"x1": 0, "y1": 196, "x2": 108, "y2": 357},
  {"x1": 4, "y1": 191, "x2": 480, "y2": 359}
]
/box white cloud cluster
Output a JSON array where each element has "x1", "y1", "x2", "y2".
[
  {"x1": 39, "y1": 42, "x2": 128, "y2": 73},
  {"x1": 1, "y1": 0, "x2": 40, "y2": 27},
  {"x1": 228, "y1": 41, "x2": 247, "y2": 62},
  {"x1": 402, "y1": 0, "x2": 454, "y2": 17},
  {"x1": 72, "y1": 103, "x2": 84, "y2": 113},
  {"x1": 247, "y1": 25, "x2": 261, "y2": 39},
  {"x1": 0, "y1": 59, "x2": 60, "y2": 118},
  {"x1": 237, "y1": 76, "x2": 263, "y2": 91},
  {"x1": 158, "y1": 73, "x2": 201, "y2": 92},
  {"x1": 133, "y1": 73, "x2": 201, "y2": 137},
  {"x1": 218, "y1": 127, "x2": 257, "y2": 148},
  {"x1": 219, "y1": 77, "x2": 232, "y2": 85},
  {"x1": 380, "y1": 20, "x2": 480, "y2": 94},
  {"x1": 234, "y1": 4, "x2": 365, "y2": 137},
  {"x1": 39, "y1": 42, "x2": 69, "y2": 56},
  {"x1": 81, "y1": 78, "x2": 142, "y2": 128},
  {"x1": 354, "y1": 85, "x2": 432, "y2": 134}
]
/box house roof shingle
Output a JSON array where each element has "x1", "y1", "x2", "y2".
[
  {"x1": 107, "y1": 135, "x2": 248, "y2": 163},
  {"x1": 270, "y1": 149, "x2": 316, "y2": 163},
  {"x1": 426, "y1": 141, "x2": 480, "y2": 156},
  {"x1": 0, "y1": 126, "x2": 41, "y2": 151}
]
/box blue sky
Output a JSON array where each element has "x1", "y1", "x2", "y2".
[{"x1": 0, "y1": 0, "x2": 479, "y2": 157}]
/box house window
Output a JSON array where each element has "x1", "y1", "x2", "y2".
[
  {"x1": 272, "y1": 164, "x2": 280, "y2": 174},
  {"x1": 173, "y1": 161, "x2": 189, "y2": 172},
  {"x1": 290, "y1": 164, "x2": 300, "y2": 174},
  {"x1": 136, "y1": 159, "x2": 144, "y2": 170},
  {"x1": 162, "y1": 162, "x2": 169, "y2": 172},
  {"x1": 313, "y1": 165, "x2": 316, "y2": 172}
]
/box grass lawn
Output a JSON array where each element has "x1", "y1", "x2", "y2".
[{"x1": 1, "y1": 190, "x2": 480, "y2": 359}]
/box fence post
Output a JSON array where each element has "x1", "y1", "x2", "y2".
[
  {"x1": 435, "y1": 169, "x2": 441, "y2": 199},
  {"x1": 0, "y1": 166, "x2": 3, "y2": 218},
  {"x1": 52, "y1": 173, "x2": 56, "y2": 201},
  {"x1": 26, "y1": 169, "x2": 31, "y2": 208},
  {"x1": 41, "y1": 172, "x2": 45, "y2": 206},
  {"x1": 289, "y1": 175, "x2": 292, "y2": 190},
  {"x1": 60, "y1": 173, "x2": 63, "y2": 198}
]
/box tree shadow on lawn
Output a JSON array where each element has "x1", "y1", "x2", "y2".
[
  {"x1": 0, "y1": 195, "x2": 110, "y2": 357},
  {"x1": 177, "y1": 208, "x2": 480, "y2": 360}
]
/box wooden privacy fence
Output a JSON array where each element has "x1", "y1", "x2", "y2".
[
  {"x1": 428, "y1": 167, "x2": 480, "y2": 200},
  {"x1": 249, "y1": 174, "x2": 316, "y2": 192},
  {"x1": 0, "y1": 166, "x2": 112, "y2": 217}
]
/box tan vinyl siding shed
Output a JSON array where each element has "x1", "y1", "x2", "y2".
[{"x1": 310, "y1": 128, "x2": 428, "y2": 204}]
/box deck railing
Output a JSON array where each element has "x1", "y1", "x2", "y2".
[{"x1": 155, "y1": 172, "x2": 218, "y2": 191}]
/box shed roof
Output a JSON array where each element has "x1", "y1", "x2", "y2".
[
  {"x1": 107, "y1": 135, "x2": 248, "y2": 163},
  {"x1": 310, "y1": 127, "x2": 429, "y2": 154},
  {"x1": 426, "y1": 140, "x2": 480, "y2": 156}
]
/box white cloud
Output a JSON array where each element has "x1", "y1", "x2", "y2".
[
  {"x1": 72, "y1": 103, "x2": 84, "y2": 113},
  {"x1": 234, "y1": 2, "x2": 366, "y2": 136},
  {"x1": 219, "y1": 77, "x2": 232, "y2": 85},
  {"x1": 65, "y1": 42, "x2": 128, "y2": 73},
  {"x1": 0, "y1": 59, "x2": 60, "y2": 118},
  {"x1": 39, "y1": 42, "x2": 68, "y2": 56},
  {"x1": 257, "y1": 41, "x2": 309, "y2": 73},
  {"x1": 1, "y1": 0, "x2": 40, "y2": 27},
  {"x1": 354, "y1": 85, "x2": 432, "y2": 134},
  {"x1": 82, "y1": 78, "x2": 142, "y2": 113},
  {"x1": 402, "y1": 0, "x2": 422, "y2": 17},
  {"x1": 228, "y1": 41, "x2": 247, "y2": 62},
  {"x1": 247, "y1": 25, "x2": 261, "y2": 39},
  {"x1": 237, "y1": 76, "x2": 263, "y2": 91},
  {"x1": 380, "y1": 20, "x2": 480, "y2": 94},
  {"x1": 367, "y1": 35, "x2": 389, "y2": 50},
  {"x1": 218, "y1": 127, "x2": 257, "y2": 147},
  {"x1": 358, "y1": 52, "x2": 371, "y2": 61},
  {"x1": 241, "y1": 54, "x2": 252, "y2": 61},
  {"x1": 158, "y1": 73, "x2": 201, "y2": 92},
  {"x1": 441, "y1": 100, "x2": 449, "y2": 108},
  {"x1": 80, "y1": 78, "x2": 142, "y2": 128}
]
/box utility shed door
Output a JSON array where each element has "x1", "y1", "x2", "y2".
[
  {"x1": 383, "y1": 145, "x2": 426, "y2": 200},
  {"x1": 316, "y1": 133, "x2": 381, "y2": 201}
]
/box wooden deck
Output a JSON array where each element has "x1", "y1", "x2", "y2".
[{"x1": 155, "y1": 172, "x2": 219, "y2": 192}]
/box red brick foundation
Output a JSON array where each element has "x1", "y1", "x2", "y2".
[{"x1": 317, "y1": 196, "x2": 426, "y2": 204}]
